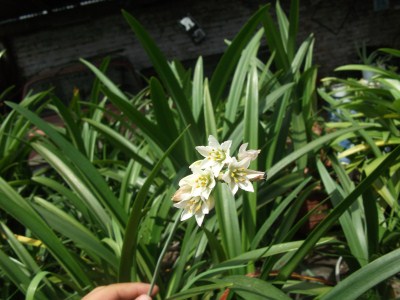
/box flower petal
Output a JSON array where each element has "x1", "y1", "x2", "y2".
[
  {"x1": 220, "y1": 140, "x2": 232, "y2": 152},
  {"x1": 246, "y1": 170, "x2": 265, "y2": 181},
  {"x1": 208, "y1": 135, "x2": 220, "y2": 148},
  {"x1": 222, "y1": 171, "x2": 232, "y2": 183},
  {"x1": 181, "y1": 209, "x2": 193, "y2": 221},
  {"x1": 238, "y1": 143, "x2": 260, "y2": 161},
  {"x1": 211, "y1": 163, "x2": 224, "y2": 177},
  {"x1": 189, "y1": 160, "x2": 203, "y2": 171},
  {"x1": 238, "y1": 180, "x2": 254, "y2": 192},
  {"x1": 227, "y1": 181, "x2": 239, "y2": 195},
  {"x1": 195, "y1": 146, "x2": 211, "y2": 157},
  {"x1": 172, "y1": 185, "x2": 192, "y2": 202},
  {"x1": 206, "y1": 196, "x2": 215, "y2": 211},
  {"x1": 195, "y1": 213, "x2": 205, "y2": 226}
]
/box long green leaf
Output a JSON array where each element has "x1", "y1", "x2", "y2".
[
  {"x1": 26, "y1": 271, "x2": 54, "y2": 300},
  {"x1": 215, "y1": 183, "x2": 242, "y2": 262},
  {"x1": 275, "y1": 1, "x2": 289, "y2": 53},
  {"x1": 251, "y1": 178, "x2": 311, "y2": 249},
  {"x1": 33, "y1": 196, "x2": 118, "y2": 267},
  {"x1": 203, "y1": 79, "x2": 218, "y2": 137},
  {"x1": 50, "y1": 95, "x2": 86, "y2": 155},
  {"x1": 31, "y1": 142, "x2": 111, "y2": 232},
  {"x1": 218, "y1": 275, "x2": 291, "y2": 300},
  {"x1": 317, "y1": 159, "x2": 368, "y2": 266},
  {"x1": 335, "y1": 64, "x2": 400, "y2": 81},
  {"x1": 119, "y1": 159, "x2": 141, "y2": 211},
  {"x1": 0, "y1": 177, "x2": 92, "y2": 290},
  {"x1": 277, "y1": 144, "x2": 400, "y2": 281},
  {"x1": 223, "y1": 29, "x2": 263, "y2": 135},
  {"x1": 0, "y1": 222, "x2": 62, "y2": 299},
  {"x1": 121, "y1": 10, "x2": 200, "y2": 146},
  {"x1": 32, "y1": 176, "x2": 91, "y2": 221},
  {"x1": 265, "y1": 90, "x2": 290, "y2": 169},
  {"x1": 0, "y1": 222, "x2": 41, "y2": 274},
  {"x1": 210, "y1": 5, "x2": 269, "y2": 106},
  {"x1": 287, "y1": 0, "x2": 299, "y2": 60},
  {"x1": 88, "y1": 57, "x2": 111, "y2": 113},
  {"x1": 262, "y1": 5, "x2": 290, "y2": 71},
  {"x1": 216, "y1": 237, "x2": 334, "y2": 269},
  {"x1": 320, "y1": 248, "x2": 400, "y2": 300},
  {"x1": 6, "y1": 101, "x2": 127, "y2": 229},
  {"x1": 0, "y1": 222, "x2": 58, "y2": 298},
  {"x1": 192, "y1": 56, "x2": 204, "y2": 122},
  {"x1": 242, "y1": 62, "x2": 259, "y2": 244},
  {"x1": 380, "y1": 48, "x2": 400, "y2": 57},
  {"x1": 0, "y1": 248, "x2": 45, "y2": 299},
  {"x1": 244, "y1": 62, "x2": 259, "y2": 156},
  {"x1": 150, "y1": 77, "x2": 179, "y2": 141},
  {"x1": 83, "y1": 118, "x2": 156, "y2": 171},
  {"x1": 260, "y1": 82, "x2": 295, "y2": 114},
  {"x1": 81, "y1": 98, "x2": 104, "y2": 162},
  {"x1": 362, "y1": 187, "x2": 380, "y2": 260},
  {"x1": 167, "y1": 283, "x2": 231, "y2": 300},
  {"x1": 0, "y1": 93, "x2": 47, "y2": 173},
  {"x1": 118, "y1": 127, "x2": 189, "y2": 281},
  {"x1": 80, "y1": 59, "x2": 172, "y2": 148},
  {"x1": 267, "y1": 125, "x2": 372, "y2": 179}
]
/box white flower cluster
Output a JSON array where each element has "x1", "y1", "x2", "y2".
[{"x1": 172, "y1": 135, "x2": 265, "y2": 226}]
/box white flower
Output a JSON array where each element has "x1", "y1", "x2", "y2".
[
  {"x1": 173, "y1": 195, "x2": 214, "y2": 226},
  {"x1": 171, "y1": 184, "x2": 192, "y2": 202},
  {"x1": 178, "y1": 168, "x2": 216, "y2": 200},
  {"x1": 195, "y1": 135, "x2": 232, "y2": 177},
  {"x1": 222, "y1": 157, "x2": 265, "y2": 195},
  {"x1": 172, "y1": 137, "x2": 265, "y2": 226},
  {"x1": 189, "y1": 160, "x2": 203, "y2": 172},
  {"x1": 238, "y1": 143, "x2": 261, "y2": 162}
]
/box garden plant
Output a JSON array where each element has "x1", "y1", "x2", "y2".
[{"x1": 1, "y1": 1, "x2": 400, "y2": 299}]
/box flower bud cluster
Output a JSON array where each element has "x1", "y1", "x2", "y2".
[{"x1": 172, "y1": 135, "x2": 265, "y2": 226}]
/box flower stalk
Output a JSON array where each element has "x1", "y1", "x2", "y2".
[{"x1": 147, "y1": 214, "x2": 181, "y2": 297}]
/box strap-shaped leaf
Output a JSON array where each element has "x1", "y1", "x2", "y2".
[
  {"x1": 267, "y1": 125, "x2": 373, "y2": 179},
  {"x1": 218, "y1": 275, "x2": 291, "y2": 300},
  {"x1": 119, "y1": 127, "x2": 189, "y2": 281},
  {"x1": 0, "y1": 177, "x2": 92, "y2": 289},
  {"x1": 122, "y1": 10, "x2": 200, "y2": 146},
  {"x1": 321, "y1": 247, "x2": 400, "y2": 300},
  {"x1": 6, "y1": 101, "x2": 127, "y2": 229},
  {"x1": 277, "y1": 144, "x2": 400, "y2": 281},
  {"x1": 223, "y1": 29, "x2": 263, "y2": 136},
  {"x1": 210, "y1": 5, "x2": 269, "y2": 107},
  {"x1": 33, "y1": 196, "x2": 118, "y2": 267}
]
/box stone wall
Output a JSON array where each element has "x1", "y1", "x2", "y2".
[
  {"x1": 2, "y1": 0, "x2": 400, "y2": 90},
  {"x1": 295, "y1": 0, "x2": 400, "y2": 77}
]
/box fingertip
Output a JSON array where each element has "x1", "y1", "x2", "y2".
[
  {"x1": 150, "y1": 285, "x2": 159, "y2": 295},
  {"x1": 136, "y1": 295, "x2": 152, "y2": 300}
]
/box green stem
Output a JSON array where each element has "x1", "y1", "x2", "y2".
[{"x1": 148, "y1": 214, "x2": 181, "y2": 297}]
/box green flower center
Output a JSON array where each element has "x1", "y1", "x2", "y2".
[
  {"x1": 188, "y1": 197, "x2": 202, "y2": 214},
  {"x1": 208, "y1": 149, "x2": 226, "y2": 162},
  {"x1": 231, "y1": 168, "x2": 247, "y2": 183},
  {"x1": 195, "y1": 175, "x2": 210, "y2": 188}
]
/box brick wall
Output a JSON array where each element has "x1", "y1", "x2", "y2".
[{"x1": 5, "y1": 0, "x2": 400, "y2": 85}]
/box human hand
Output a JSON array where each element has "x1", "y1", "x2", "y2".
[{"x1": 82, "y1": 282, "x2": 158, "y2": 300}]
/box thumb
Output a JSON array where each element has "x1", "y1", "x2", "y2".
[{"x1": 136, "y1": 295, "x2": 152, "y2": 300}]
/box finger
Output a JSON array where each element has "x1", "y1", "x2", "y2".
[
  {"x1": 135, "y1": 295, "x2": 152, "y2": 300},
  {"x1": 82, "y1": 283, "x2": 158, "y2": 300}
]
